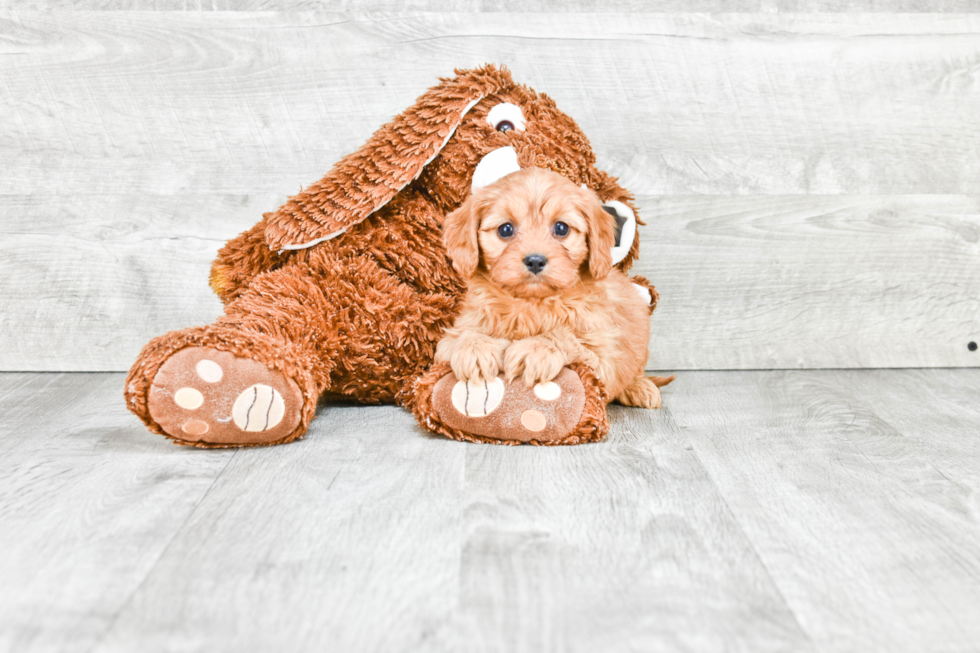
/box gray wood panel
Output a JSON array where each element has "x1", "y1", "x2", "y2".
[
  {"x1": 426, "y1": 408, "x2": 811, "y2": 652},
  {"x1": 5, "y1": 1, "x2": 980, "y2": 12},
  {"x1": 3, "y1": 193, "x2": 977, "y2": 371},
  {"x1": 4, "y1": 13, "x2": 980, "y2": 195},
  {"x1": 3, "y1": 11, "x2": 980, "y2": 371},
  {"x1": 91, "y1": 388, "x2": 813, "y2": 653},
  {"x1": 674, "y1": 369, "x2": 980, "y2": 652},
  {"x1": 0, "y1": 373, "x2": 236, "y2": 653},
  {"x1": 3, "y1": 369, "x2": 980, "y2": 651},
  {"x1": 94, "y1": 399, "x2": 470, "y2": 652},
  {"x1": 636, "y1": 195, "x2": 980, "y2": 370}
]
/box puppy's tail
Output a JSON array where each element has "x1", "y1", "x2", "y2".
[{"x1": 648, "y1": 374, "x2": 676, "y2": 388}]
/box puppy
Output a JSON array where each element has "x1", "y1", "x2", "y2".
[{"x1": 435, "y1": 167, "x2": 666, "y2": 409}]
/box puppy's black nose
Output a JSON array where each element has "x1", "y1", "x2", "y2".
[{"x1": 523, "y1": 254, "x2": 548, "y2": 274}]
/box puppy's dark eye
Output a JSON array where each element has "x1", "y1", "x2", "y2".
[
  {"x1": 495, "y1": 120, "x2": 514, "y2": 133},
  {"x1": 553, "y1": 221, "x2": 569, "y2": 237},
  {"x1": 497, "y1": 223, "x2": 515, "y2": 238}
]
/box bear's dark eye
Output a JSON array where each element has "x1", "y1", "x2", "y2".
[
  {"x1": 486, "y1": 103, "x2": 526, "y2": 132},
  {"x1": 497, "y1": 223, "x2": 515, "y2": 238},
  {"x1": 553, "y1": 221, "x2": 569, "y2": 237}
]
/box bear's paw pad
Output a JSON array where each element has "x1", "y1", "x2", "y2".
[
  {"x1": 148, "y1": 347, "x2": 302, "y2": 446},
  {"x1": 432, "y1": 367, "x2": 586, "y2": 444}
]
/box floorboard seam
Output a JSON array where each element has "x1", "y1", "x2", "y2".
[
  {"x1": 828, "y1": 382, "x2": 979, "y2": 644},
  {"x1": 85, "y1": 448, "x2": 241, "y2": 653},
  {"x1": 669, "y1": 406, "x2": 817, "y2": 651}
]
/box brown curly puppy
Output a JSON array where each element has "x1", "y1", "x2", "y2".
[{"x1": 437, "y1": 167, "x2": 668, "y2": 409}]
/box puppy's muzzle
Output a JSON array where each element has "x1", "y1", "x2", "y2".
[{"x1": 523, "y1": 254, "x2": 548, "y2": 274}]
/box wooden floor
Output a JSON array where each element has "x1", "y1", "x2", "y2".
[{"x1": 1, "y1": 370, "x2": 978, "y2": 653}]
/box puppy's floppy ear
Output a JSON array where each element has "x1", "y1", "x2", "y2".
[
  {"x1": 442, "y1": 192, "x2": 488, "y2": 278},
  {"x1": 263, "y1": 65, "x2": 513, "y2": 252},
  {"x1": 583, "y1": 193, "x2": 616, "y2": 280}
]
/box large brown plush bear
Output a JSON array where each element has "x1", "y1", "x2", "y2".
[{"x1": 125, "y1": 65, "x2": 659, "y2": 448}]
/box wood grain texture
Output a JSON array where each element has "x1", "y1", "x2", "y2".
[
  {"x1": 4, "y1": 13, "x2": 980, "y2": 195},
  {"x1": 674, "y1": 369, "x2": 980, "y2": 653},
  {"x1": 3, "y1": 370, "x2": 980, "y2": 652},
  {"x1": 5, "y1": 1, "x2": 980, "y2": 12},
  {"x1": 635, "y1": 195, "x2": 980, "y2": 370},
  {"x1": 3, "y1": 11, "x2": 980, "y2": 371},
  {"x1": 2, "y1": 193, "x2": 977, "y2": 371},
  {"x1": 0, "y1": 373, "x2": 236, "y2": 653},
  {"x1": 423, "y1": 408, "x2": 812, "y2": 652},
  {"x1": 92, "y1": 398, "x2": 469, "y2": 653}
]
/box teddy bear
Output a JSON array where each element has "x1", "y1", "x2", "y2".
[{"x1": 124, "y1": 64, "x2": 659, "y2": 448}]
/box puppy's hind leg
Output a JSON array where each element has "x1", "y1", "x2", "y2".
[{"x1": 616, "y1": 374, "x2": 675, "y2": 409}]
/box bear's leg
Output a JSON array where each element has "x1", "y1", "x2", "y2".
[
  {"x1": 126, "y1": 260, "x2": 346, "y2": 448},
  {"x1": 127, "y1": 250, "x2": 460, "y2": 447}
]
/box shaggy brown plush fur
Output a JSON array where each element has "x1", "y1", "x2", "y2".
[{"x1": 125, "y1": 64, "x2": 653, "y2": 447}]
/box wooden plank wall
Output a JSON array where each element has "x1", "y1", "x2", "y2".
[{"x1": 1, "y1": 8, "x2": 978, "y2": 371}]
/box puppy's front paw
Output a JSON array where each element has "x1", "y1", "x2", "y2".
[
  {"x1": 437, "y1": 333, "x2": 509, "y2": 383},
  {"x1": 504, "y1": 338, "x2": 567, "y2": 387}
]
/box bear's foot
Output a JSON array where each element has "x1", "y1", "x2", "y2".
[
  {"x1": 146, "y1": 347, "x2": 305, "y2": 447},
  {"x1": 406, "y1": 362, "x2": 609, "y2": 445}
]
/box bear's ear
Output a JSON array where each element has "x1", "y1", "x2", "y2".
[{"x1": 264, "y1": 66, "x2": 513, "y2": 252}]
